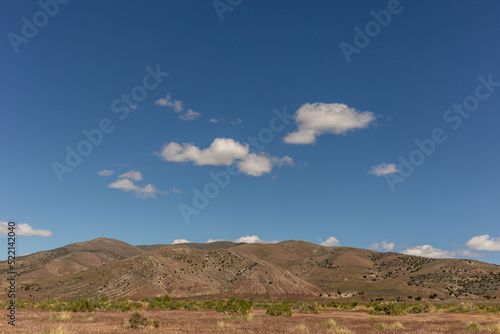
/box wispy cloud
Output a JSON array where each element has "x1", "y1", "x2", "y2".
[
  {"x1": 209, "y1": 118, "x2": 222, "y2": 124},
  {"x1": 284, "y1": 102, "x2": 376, "y2": 144},
  {"x1": 97, "y1": 170, "x2": 114, "y2": 176},
  {"x1": 401, "y1": 244, "x2": 482, "y2": 259},
  {"x1": 370, "y1": 240, "x2": 395, "y2": 251},
  {"x1": 465, "y1": 234, "x2": 500, "y2": 251},
  {"x1": 155, "y1": 93, "x2": 201, "y2": 121},
  {"x1": 178, "y1": 109, "x2": 201, "y2": 121},
  {"x1": 172, "y1": 239, "x2": 190, "y2": 244},
  {"x1": 155, "y1": 93, "x2": 184, "y2": 112},
  {"x1": 320, "y1": 236, "x2": 340, "y2": 247},
  {"x1": 233, "y1": 235, "x2": 279, "y2": 244},
  {"x1": 230, "y1": 118, "x2": 243, "y2": 125},
  {"x1": 107, "y1": 171, "x2": 163, "y2": 198},
  {"x1": 157, "y1": 138, "x2": 293, "y2": 177},
  {"x1": 368, "y1": 163, "x2": 398, "y2": 176},
  {"x1": 0, "y1": 221, "x2": 52, "y2": 237},
  {"x1": 171, "y1": 187, "x2": 182, "y2": 194},
  {"x1": 207, "y1": 238, "x2": 226, "y2": 243},
  {"x1": 118, "y1": 170, "x2": 143, "y2": 181}
]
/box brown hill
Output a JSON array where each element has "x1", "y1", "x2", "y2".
[
  {"x1": 0, "y1": 238, "x2": 143, "y2": 281},
  {"x1": 15, "y1": 245, "x2": 319, "y2": 300},
  {"x1": 229, "y1": 241, "x2": 500, "y2": 299}
]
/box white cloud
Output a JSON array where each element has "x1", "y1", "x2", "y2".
[
  {"x1": 107, "y1": 178, "x2": 163, "y2": 198},
  {"x1": 209, "y1": 118, "x2": 220, "y2": 124},
  {"x1": 401, "y1": 245, "x2": 455, "y2": 258},
  {"x1": 320, "y1": 236, "x2": 340, "y2": 247},
  {"x1": 118, "y1": 170, "x2": 143, "y2": 182},
  {"x1": 158, "y1": 138, "x2": 249, "y2": 166},
  {"x1": 178, "y1": 109, "x2": 201, "y2": 121},
  {"x1": 0, "y1": 221, "x2": 52, "y2": 237},
  {"x1": 370, "y1": 240, "x2": 395, "y2": 251},
  {"x1": 230, "y1": 118, "x2": 243, "y2": 125},
  {"x1": 402, "y1": 244, "x2": 483, "y2": 259},
  {"x1": 465, "y1": 235, "x2": 500, "y2": 251},
  {"x1": 155, "y1": 93, "x2": 184, "y2": 112},
  {"x1": 207, "y1": 238, "x2": 227, "y2": 243},
  {"x1": 98, "y1": 170, "x2": 114, "y2": 176},
  {"x1": 368, "y1": 163, "x2": 398, "y2": 176},
  {"x1": 172, "y1": 239, "x2": 190, "y2": 244},
  {"x1": 284, "y1": 103, "x2": 376, "y2": 144},
  {"x1": 233, "y1": 235, "x2": 279, "y2": 244},
  {"x1": 237, "y1": 153, "x2": 273, "y2": 177},
  {"x1": 158, "y1": 138, "x2": 292, "y2": 177},
  {"x1": 171, "y1": 187, "x2": 182, "y2": 194},
  {"x1": 155, "y1": 94, "x2": 201, "y2": 121}
]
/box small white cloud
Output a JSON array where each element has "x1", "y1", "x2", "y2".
[
  {"x1": 0, "y1": 221, "x2": 52, "y2": 237},
  {"x1": 401, "y1": 245, "x2": 455, "y2": 258},
  {"x1": 118, "y1": 170, "x2": 143, "y2": 182},
  {"x1": 179, "y1": 109, "x2": 201, "y2": 121},
  {"x1": 368, "y1": 163, "x2": 398, "y2": 176},
  {"x1": 230, "y1": 118, "x2": 243, "y2": 125},
  {"x1": 237, "y1": 154, "x2": 293, "y2": 177},
  {"x1": 402, "y1": 244, "x2": 483, "y2": 259},
  {"x1": 465, "y1": 235, "x2": 500, "y2": 251},
  {"x1": 98, "y1": 170, "x2": 114, "y2": 177},
  {"x1": 370, "y1": 240, "x2": 395, "y2": 251},
  {"x1": 284, "y1": 102, "x2": 376, "y2": 144},
  {"x1": 233, "y1": 235, "x2": 278, "y2": 244},
  {"x1": 207, "y1": 238, "x2": 227, "y2": 243},
  {"x1": 158, "y1": 138, "x2": 249, "y2": 166},
  {"x1": 155, "y1": 93, "x2": 184, "y2": 113},
  {"x1": 107, "y1": 178, "x2": 163, "y2": 198},
  {"x1": 172, "y1": 239, "x2": 190, "y2": 244},
  {"x1": 171, "y1": 187, "x2": 182, "y2": 194},
  {"x1": 209, "y1": 118, "x2": 220, "y2": 124},
  {"x1": 320, "y1": 236, "x2": 340, "y2": 247}
]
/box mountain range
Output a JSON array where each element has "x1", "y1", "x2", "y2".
[{"x1": 2, "y1": 238, "x2": 499, "y2": 301}]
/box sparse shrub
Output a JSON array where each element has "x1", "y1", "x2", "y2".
[
  {"x1": 254, "y1": 301, "x2": 270, "y2": 308},
  {"x1": 49, "y1": 312, "x2": 72, "y2": 321},
  {"x1": 295, "y1": 301, "x2": 323, "y2": 314},
  {"x1": 216, "y1": 320, "x2": 237, "y2": 329},
  {"x1": 122, "y1": 312, "x2": 159, "y2": 329},
  {"x1": 415, "y1": 296, "x2": 422, "y2": 301},
  {"x1": 375, "y1": 322, "x2": 405, "y2": 330},
  {"x1": 465, "y1": 322, "x2": 482, "y2": 331},
  {"x1": 408, "y1": 302, "x2": 435, "y2": 314},
  {"x1": 339, "y1": 302, "x2": 358, "y2": 310},
  {"x1": 266, "y1": 302, "x2": 292, "y2": 316},
  {"x1": 452, "y1": 302, "x2": 479, "y2": 313},
  {"x1": 39, "y1": 326, "x2": 71, "y2": 334},
  {"x1": 216, "y1": 297, "x2": 252, "y2": 315},
  {"x1": 330, "y1": 328, "x2": 353, "y2": 334},
  {"x1": 292, "y1": 323, "x2": 308, "y2": 332},
  {"x1": 369, "y1": 302, "x2": 406, "y2": 316},
  {"x1": 464, "y1": 322, "x2": 500, "y2": 332},
  {"x1": 321, "y1": 319, "x2": 340, "y2": 328}
]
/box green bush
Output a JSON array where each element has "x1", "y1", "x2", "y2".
[
  {"x1": 266, "y1": 302, "x2": 292, "y2": 316},
  {"x1": 294, "y1": 301, "x2": 323, "y2": 314},
  {"x1": 408, "y1": 302, "x2": 434, "y2": 314},
  {"x1": 216, "y1": 297, "x2": 252, "y2": 315},
  {"x1": 369, "y1": 302, "x2": 406, "y2": 316},
  {"x1": 123, "y1": 312, "x2": 153, "y2": 329}
]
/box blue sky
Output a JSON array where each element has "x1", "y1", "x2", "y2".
[{"x1": 1, "y1": 0, "x2": 500, "y2": 263}]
